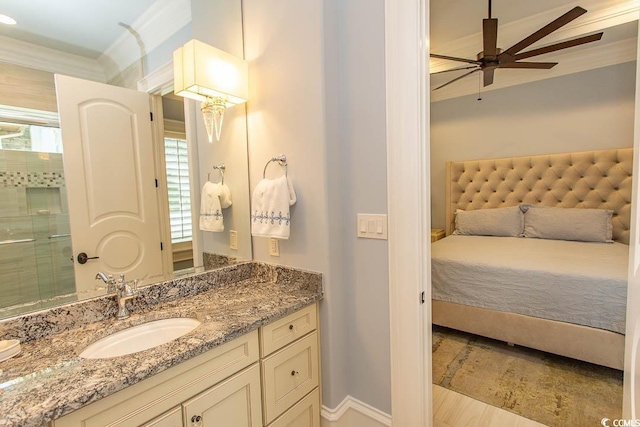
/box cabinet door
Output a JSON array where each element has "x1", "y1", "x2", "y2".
[
  {"x1": 141, "y1": 407, "x2": 183, "y2": 427},
  {"x1": 182, "y1": 364, "x2": 262, "y2": 427},
  {"x1": 53, "y1": 331, "x2": 258, "y2": 427},
  {"x1": 268, "y1": 389, "x2": 320, "y2": 427}
]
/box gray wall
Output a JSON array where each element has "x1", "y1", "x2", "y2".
[
  {"x1": 243, "y1": 0, "x2": 345, "y2": 409},
  {"x1": 430, "y1": 62, "x2": 637, "y2": 230},
  {"x1": 329, "y1": 0, "x2": 391, "y2": 413}
]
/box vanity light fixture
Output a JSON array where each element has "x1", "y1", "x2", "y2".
[
  {"x1": 173, "y1": 39, "x2": 248, "y2": 142},
  {"x1": 0, "y1": 14, "x2": 17, "y2": 25}
]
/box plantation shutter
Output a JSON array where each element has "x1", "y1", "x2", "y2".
[{"x1": 164, "y1": 137, "x2": 192, "y2": 243}]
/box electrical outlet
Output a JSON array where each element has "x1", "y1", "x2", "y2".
[
  {"x1": 269, "y1": 238, "x2": 280, "y2": 256},
  {"x1": 229, "y1": 230, "x2": 238, "y2": 250}
]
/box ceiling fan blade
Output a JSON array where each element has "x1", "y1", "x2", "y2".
[
  {"x1": 502, "y1": 6, "x2": 587, "y2": 57},
  {"x1": 433, "y1": 69, "x2": 480, "y2": 91},
  {"x1": 430, "y1": 65, "x2": 479, "y2": 75},
  {"x1": 500, "y1": 62, "x2": 558, "y2": 69},
  {"x1": 513, "y1": 32, "x2": 603, "y2": 61},
  {"x1": 483, "y1": 68, "x2": 495, "y2": 86},
  {"x1": 483, "y1": 18, "x2": 499, "y2": 58},
  {"x1": 430, "y1": 53, "x2": 481, "y2": 65}
]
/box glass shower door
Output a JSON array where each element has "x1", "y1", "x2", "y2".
[{"x1": 0, "y1": 118, "x2": 75, "y2": 315}]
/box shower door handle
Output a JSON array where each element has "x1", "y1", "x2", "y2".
[{"x1": 76, "y1": 252, "x2": 99, "y2": 264}]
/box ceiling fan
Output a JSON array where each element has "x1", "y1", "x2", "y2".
[{"x1": 430, "y1": 1, "x2": 603, "y2": 90}]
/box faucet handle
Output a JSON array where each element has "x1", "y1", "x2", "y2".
[{"x1": 118, "y1": 273, "x2": 125, "y2": 283}]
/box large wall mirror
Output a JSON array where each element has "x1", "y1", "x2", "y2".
[{"x1": 0, "y1": 0, "x2": 252, "y2": 319}]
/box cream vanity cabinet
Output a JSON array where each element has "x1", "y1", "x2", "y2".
[
  {"x1": 50, "y1": 302, "x2": 319, "y2": 427},
  {"x1": 260, "y1": 303, "x2": 320, "y2": 427}
]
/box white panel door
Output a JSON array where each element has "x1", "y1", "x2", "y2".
[
  {"x1": 55, "y1": 75, "x2": 163, "y2": 289},
  {"x1": 623, "y1": 17, "x2": 640, "y2": 420}
]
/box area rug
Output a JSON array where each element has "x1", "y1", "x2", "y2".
[{"x1": 432, "y1": 325, "x2": 623, "y2": 427}]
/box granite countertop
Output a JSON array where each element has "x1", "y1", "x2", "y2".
[{"x1": 0, "y1": 263, "x2": 322, "y2": 427}]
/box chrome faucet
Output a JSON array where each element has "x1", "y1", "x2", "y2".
[
  {"x1": 95, "y1": 272, "x2": 139, "y2": 320},
  {"x1": 95, "y1": 272, "x2": 116, "y2": 293}
]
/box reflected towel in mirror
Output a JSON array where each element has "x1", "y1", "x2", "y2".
[
  {"x1": 251, "y1": 175, "x2": 296, "y2": 239},
  {"x1": 200, "y1": 182, "x2": 232, "y2": 232}
]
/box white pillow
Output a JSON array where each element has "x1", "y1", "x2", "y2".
[
  {"x1": 453, "y1": 206, "x2": 524, "y2": 237},
  {"x1": 521, "y1": 205, "x2": 613, "y2": 243}
]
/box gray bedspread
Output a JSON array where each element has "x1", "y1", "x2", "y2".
[{"x1": 431, "y1": 235, "x2": 629, "y2": 334}]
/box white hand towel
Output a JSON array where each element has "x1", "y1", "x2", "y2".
[
  {"x1": 251, "y1": 175, "x2": 296, "y2": 239},
  {"x1": 199, "y1": 182, "x2": 232, "y2": 232}
]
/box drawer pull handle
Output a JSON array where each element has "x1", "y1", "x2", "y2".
[
  {"x1": 191, "y1": 415, "x2": 202, "y2": 426},
  {"x1": 289, "y1": 324, "x2": 294, "y2": 330},
  {"x1": 291, "y1": 370, "x2": 299, "y2": 376}
]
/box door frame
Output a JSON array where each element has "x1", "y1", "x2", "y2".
[
  {"x1": 385, "y1": 0, "x2": 431, "y2": 425},
  {"x1": 622, "y1": 16, "x2": 640, "y2": 420},
  {"x1": 138, "y1": 63, "x2": 204, "y2": 270}
]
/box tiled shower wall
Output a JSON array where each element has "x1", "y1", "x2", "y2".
[{"x1": 0, "y1": 150, "x2": 75, "y2": 310}]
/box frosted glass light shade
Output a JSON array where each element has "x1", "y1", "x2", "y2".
[
  {"x1": 201, "y1": 98, "x2": 225, "y2": 143},
  {"x1": 173, "y1": 40, "x2": 249, "y2": 106}
]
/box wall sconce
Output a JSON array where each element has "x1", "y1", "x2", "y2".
[{"x1": 173, "y1": 39, "x2": 248, "y2": 142}]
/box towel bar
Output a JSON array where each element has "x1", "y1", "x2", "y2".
[
  {"x1": 207, "y1": 164, "x2": 225, "y2": 184},
  {"x1": 263, "y1": 155, "x2": 287, "y2": 178}
]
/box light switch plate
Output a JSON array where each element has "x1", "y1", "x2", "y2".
[
  {"x1": 229, "y1": 230, "x2": 238, "y2": 250},
  {"x1": 356, "y1": 214, "x2": 388, "y2": 240}
]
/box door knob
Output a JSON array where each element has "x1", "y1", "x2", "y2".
[{"x1": 77, "y1": 252, "x2": 99, "y2": 264}]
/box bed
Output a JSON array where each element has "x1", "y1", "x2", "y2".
[{"x1": 432, "y1": 148, "x2": 633, "y2": 370}]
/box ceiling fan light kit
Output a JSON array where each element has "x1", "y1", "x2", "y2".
[{"x1": 431, "y1": 1, "x2": 604, "y2": 91}]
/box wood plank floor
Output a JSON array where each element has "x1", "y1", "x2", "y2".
[{"x1": 433, "y1": 385, "x2": 548, "y2": 427}]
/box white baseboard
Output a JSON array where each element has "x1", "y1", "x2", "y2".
[{"x1": 321, "y1": 395, "x2": 392, "y2": 427}]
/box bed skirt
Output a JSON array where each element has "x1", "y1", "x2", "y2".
[{"x1": 432, "y1": 300, "x2": 624, "y2": 370}]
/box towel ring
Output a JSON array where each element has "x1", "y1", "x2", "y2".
[
  {"x1": 263, "y1": 155, "x2": 287, "y2": 178},
  {"x1": 208, "y1": 164, "x2": 225, "y2": 184}
]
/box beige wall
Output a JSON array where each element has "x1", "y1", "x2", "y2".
[
  {"x1": 430, "y1": 62, "x2": 637, "y2": 230},
  {"x1": 243, "y1": 0, "x2": 392, "y2": 414},
  {"x1": 0, "y1": 62, "x2": 57, "y2": 112}
]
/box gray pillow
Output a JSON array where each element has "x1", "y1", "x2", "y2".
[
  {"x1": 453, "y1": 206, "x2": 524, "y2": 237},
  {"x1": 521, "y1": 205, "x2": 613, "y2": 243}
]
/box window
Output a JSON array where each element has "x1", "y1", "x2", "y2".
[
  {"x1": 0, "y1": 122, "x2": 63, "y2": 153},
  {"x1": 164, "y1": 137, "x2": 192, "y2": 243}
]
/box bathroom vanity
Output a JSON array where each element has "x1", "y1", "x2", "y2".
[{"x1": 0, "y1": 262, "x2": 322, "y2": 427}]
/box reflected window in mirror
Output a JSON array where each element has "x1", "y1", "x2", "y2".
[{"x1": 163, "y1": 112, "x2": 194, "y2": 272}]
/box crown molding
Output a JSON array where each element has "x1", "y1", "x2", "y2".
[
  {"x1": 0, "y1": 35, "x2": 106, "y2": 82},
  {"x1": 137, "y1": 60, "x2": 174, "y2": 95},
  {"x1": 99, "y1": 0, "x2": 191, "y2": 82},
  {"x1": 430, "y1": 0, "x2": 639, "y2": 73},
  {"x1": 431, "y1": 37, "x2": 637, "y2": 103}
]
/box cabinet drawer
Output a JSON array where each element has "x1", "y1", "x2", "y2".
[
  {"x1": 268, "y1": 388, "x2": 320, "y2": 427},
  {"x1": 183, "y1": 364, "x2": 262, "y2": 427},
  {"x1": 262, "y1": 332, "x2": 319, "y2": 424},
  {"x1": 260, "y1": 303, "x2": 317, "y2": 356},
  {"x1": 53, "y1": 330, "x2": 259, "y2": 427},
  {"x1": 140, "y1": 406, "x2": 182, "y2": 427}
]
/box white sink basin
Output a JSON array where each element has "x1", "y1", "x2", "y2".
[{"x1": 80, "y1": 318, "x2": 201, "y2": 359}]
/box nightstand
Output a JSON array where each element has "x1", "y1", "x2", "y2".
[{"x1": 431, "y1": 229, "x2": 445, "y2": 242}]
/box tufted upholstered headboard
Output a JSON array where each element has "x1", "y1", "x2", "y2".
[{"x1": 445, "y1": 148, "x2": 633, "y2": 244}]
